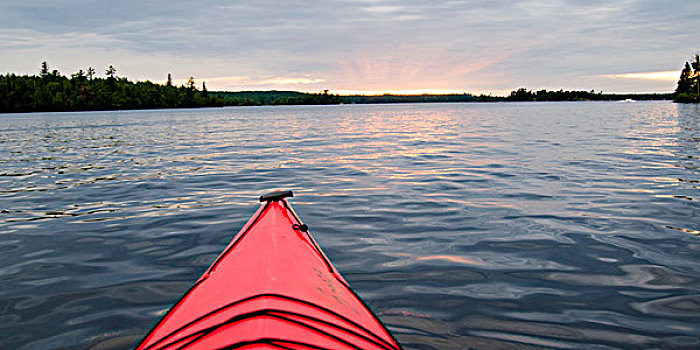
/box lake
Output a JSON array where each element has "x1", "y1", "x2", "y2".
[{"x1": 1, "y1": 102, "x2": 699, "y2": 349}]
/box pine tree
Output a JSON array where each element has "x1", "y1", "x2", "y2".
[
  {"x1": 676, "y1": 62, "x2": 693, "y2": 95},
  {"x1": 693, "y1": 54, "x2": 700, "y2": 95},
  {"x1": 105, "y1": 65, "x2": 117, "y2": 79},
  {"x1": 71, "y1": 69, "x2": 86, "y2": 80},
  {"x1": 40, "y1": 61, "x2": 49, "y2": 78}
]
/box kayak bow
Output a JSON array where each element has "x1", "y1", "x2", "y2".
[{"x1": 136, "y1": 190, "x2": 401, "y2": 350}]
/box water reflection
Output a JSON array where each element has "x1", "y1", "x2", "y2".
[{"x1": 0, "y1": 103, "x2": 699, "y2": 349}]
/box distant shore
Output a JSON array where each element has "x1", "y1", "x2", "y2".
[
  {"x1": 212, "y1": 90, "x2": 673, "y2": 107},
  {"x1": 0, "y1": 64, "x2": 676, "y2": 114}
]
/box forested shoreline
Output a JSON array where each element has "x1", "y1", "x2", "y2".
[
  {"x1": 0, "y1": 62, "x2": 681, "y2": 114},
  {"x1": 0, "y1": 63, "x2": 223, "y2": 113},
  {"x1": 213, "y1": 90, "x2": 671, "y2": 105},
  {"x1": 211, "y1": 91, "x2": 503, "y2": 105}
]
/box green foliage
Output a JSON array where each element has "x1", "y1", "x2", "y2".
[
  {"x1": 212, "y1": 90, "x2": 343, "y2": 106},
  {"x1": 674, "y1": 93, "x2": 700, "y2": 103},
  {"x1": 0, "y1": 63, "x2": 224, "y2": 113}
]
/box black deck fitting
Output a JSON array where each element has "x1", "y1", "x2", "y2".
[{"x1": 259, "y1": 190, "x2": 294, "y2": 202}]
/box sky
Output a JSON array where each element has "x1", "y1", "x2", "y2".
[{"x1": 0, "y1": 0, "x2": 697, "y2": 95}]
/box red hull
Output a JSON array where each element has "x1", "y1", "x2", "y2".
[{"x1": 136, "y1": 194, "x2": 400, "y2": 350}]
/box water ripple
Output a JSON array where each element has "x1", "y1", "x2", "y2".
[{"x1": 0, "y1": 103, "x2": 699, "y2": 349}]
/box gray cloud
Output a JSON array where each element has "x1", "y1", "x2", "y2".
[{"x1": 0, "y1": 0, "x2": 696, "y2": 93}]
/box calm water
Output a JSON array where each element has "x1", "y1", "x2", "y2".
[{"x1": 1, "y1": 102, "x2": 699, "y2": 349}]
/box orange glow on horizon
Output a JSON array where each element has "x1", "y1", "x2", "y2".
[
  {"x1": 331, "y1": 89, "x2": 467, "y2": 96},
  {"x1": 602, "y1": 71, "x2": 679, "y2": 81}
]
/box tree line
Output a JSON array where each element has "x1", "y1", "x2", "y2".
[
  {"x1": 675, "y1": 54, "x2": 700, "y2": 103},
  {"x1": 1, "y1": 60, "x2": 686, "y2": 114},
  {"x1": 0, "y1": 62, "x2": 223, "y2": 113},
  {"x1": 339, "y1": 93, "x2": 501, "y2": 104},
  {"x1": 212, "y1": 90, "x2": 343, "y2": 106},
  {"x1": 505, "y1": 88, "x2": 671, "y2": 102},
  {"x1": 215, "y1": 89, "x2": 673, "y2": 105},
  {"x1": 212, "y1": 91, "x2": 503, "y2": 105}
]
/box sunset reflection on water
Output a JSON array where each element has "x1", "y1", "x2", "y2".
[{"x1": 0, "y1": 102, "x2": 698, "y2": 349}]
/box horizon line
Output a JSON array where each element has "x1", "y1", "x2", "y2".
[{"x1": 212, "y1": 89, "x2": 674, "y2": 96}]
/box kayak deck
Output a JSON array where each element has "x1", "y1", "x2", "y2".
[{"x1": 136, "y1": 194, "x2": 401, "y2": 350}]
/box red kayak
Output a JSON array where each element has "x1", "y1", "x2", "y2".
[{"x1": 136, "y1": 190, "x2": 401, "y2": 350}]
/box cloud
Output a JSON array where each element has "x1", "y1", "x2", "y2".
[
  {"x1": 602, "y1": 71, "x2": 680, "y2": 81},
  {"x1": 0, "y1": 0, "x2": 696, "y2": 93},
  {"x1": 171, "y1": 75, "x2": 327, "y2": 91},
  {"x1": 361, "y1": 5, "x2": 404, "y2": 14},
  {"x1": 258, "y1": 77, "x2": 326, "y2": 85}
]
